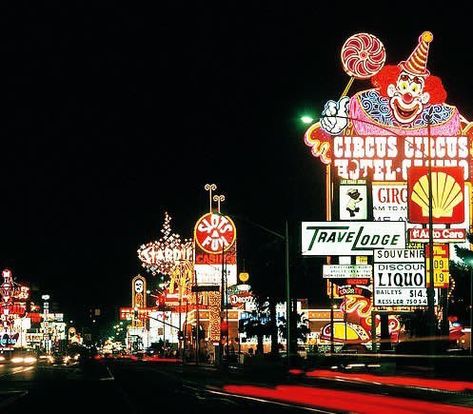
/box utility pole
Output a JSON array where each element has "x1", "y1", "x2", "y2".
[
  {"x1": 285, "y1": 220, "x2": 291, "y2": 366},
  {"x1": 220, "y1": 244, "x2": 225, "y2": 365}
]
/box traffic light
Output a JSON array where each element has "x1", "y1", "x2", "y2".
[{"x1": 178, "y1": 330, "x2": 184, "y2": 340}]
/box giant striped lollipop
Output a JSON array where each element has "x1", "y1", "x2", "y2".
[{"x1": 340, "y1": 33, "x2": 386, "y2": 97}]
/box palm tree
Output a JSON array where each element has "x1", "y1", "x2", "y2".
[
  {"x1": 239, "y1": 299, "x2": 271, "y2": 355},
  {"x1": 278, "y1": 312, "x2": 310, "y2": 343}
]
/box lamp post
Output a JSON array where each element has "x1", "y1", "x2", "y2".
[{"x1": 470, "y1": 263, "x2": 473, "y2": 356}]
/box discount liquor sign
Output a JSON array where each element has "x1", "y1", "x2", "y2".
[{"x1": 373, "y1": 249, "x2": 438, "y2": 307}]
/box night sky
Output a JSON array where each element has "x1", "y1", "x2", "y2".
[{"x1": 1, "y1": 4, "x2": 473, "y2": 324}]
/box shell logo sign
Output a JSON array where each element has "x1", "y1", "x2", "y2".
[
  {"x1": 407, "y1": 166, "x2": 464, "y2": 224},
  {"x1": 194, "y1": 213, "x2": 236, "y2": 254}
]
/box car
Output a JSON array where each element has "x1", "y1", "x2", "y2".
[
  {"x1": 10, "y1": 349, "x2": 38, "y2": 365},
  {"x1": 46, "y1": 352, "x2": 80, "y2": 366}
]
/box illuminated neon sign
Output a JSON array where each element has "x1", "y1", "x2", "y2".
[
  {"x1": 194, "y1": 213, "x2": 236, "y2": 254},
  {"x1": 304, "y1": 32, "x2": 473, "y2": 178}
]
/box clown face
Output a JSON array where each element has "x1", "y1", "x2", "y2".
[
  {"x1": 387, "y1": 71, "x2": 430, "y2": 124},
  {"x1": 134, "y1": 279, "x2": 144, "y2": 293}
]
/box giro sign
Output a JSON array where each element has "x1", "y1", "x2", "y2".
[{"x1": 301, "y1": 222, "x2": 406, "y2": 256}]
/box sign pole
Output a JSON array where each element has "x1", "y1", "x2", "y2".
[
  {"x1": 330, "y1": 282, "x2": 334, "y2": 353},
  {"x1": 285, "y1": 220, "x2": 291, "y2": 366},
  {"x1": 426, "y1": 111, "x2": 437, "y2": 352}
]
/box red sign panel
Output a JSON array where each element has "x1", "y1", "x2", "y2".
[
  {"x1": 194, "y1": 213, "x2": 236, "y2": 254},
  {"x1": 407, "y1": 167, "x2": 464, "y2": 224}
]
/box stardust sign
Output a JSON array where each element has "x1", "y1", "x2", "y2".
[{"x1": 302, "y1": 222, "x2": 405, "y2": 256}]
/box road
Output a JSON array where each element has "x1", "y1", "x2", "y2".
[{"x1": 0, "y1": 359, "x2": 472, "y2": 413}]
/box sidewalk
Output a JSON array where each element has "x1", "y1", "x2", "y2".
[
  {"x1": 181, "y1": 358, "x2": 473, "y2": 410},
  {"x1": 304, "y1": 368, "x2": 473, "y2": 393}
]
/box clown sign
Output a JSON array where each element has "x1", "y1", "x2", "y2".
[{"x1": 305, "y1": 32, "x2": 473, "y2": 177}]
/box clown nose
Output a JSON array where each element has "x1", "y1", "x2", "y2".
[{"x1": 402, "y1": 92, "x2": 414, "y2": 104}]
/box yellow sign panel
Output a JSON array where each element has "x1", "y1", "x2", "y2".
[
  {"x1": 356, "y1": 256, "x2": 368, "y2": 265},
  {"x1": 239, "y1": 272, "x2": 249, "y2": 282},
  {"x1": 425, "y1": 244, "x2": 449, "y2": 288}
]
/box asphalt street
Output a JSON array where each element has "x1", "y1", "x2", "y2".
[
  {"x1": 1, "y1": 359, "x2": 472, "y2": 414},
  {"x1": 0, "y1": 360, "x2": 334, "y2": 414}
]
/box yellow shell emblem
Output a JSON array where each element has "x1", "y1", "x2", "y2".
[{"x1": 411, "y1": 172, "x2": 463, "y2": 218}]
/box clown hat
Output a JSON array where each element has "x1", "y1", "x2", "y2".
[{"x1": 399, "y1": 31, "x2": 433, "y2": 77}]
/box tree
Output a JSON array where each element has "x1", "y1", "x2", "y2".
[
  {"x1": 278, "y1": 312, "x2": 310, "y2": 343},
  {"x1": 244, "y1": 236, "x2": 285, "y2": 356},
  {"x1": 239, "y1": 297, "x2": 271, "y2": 355},
  {"x1": 451, "y1": 234, "x2": 473, "y2": 325}
]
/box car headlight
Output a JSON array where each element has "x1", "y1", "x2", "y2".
[
  {"x1": 63, "y1": 356, "x2": 71, "y2": 363},
  {"x1": 24, "y1": 357, "x2": 37, "y2": 363},
  {"x1": 0, "y1": 356, "x2": 5, "y2": 361},
  {"x1": 11, "y1": 357, "x2": 24, "y2": 364}
]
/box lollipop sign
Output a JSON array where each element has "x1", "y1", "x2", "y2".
[{"x1": 341, "y1": 33, "x2": 386, "y2": 79}]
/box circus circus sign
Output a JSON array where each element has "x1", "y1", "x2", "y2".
[
  {"x1": 137, "y1": 212, "x2": 193, "y2": 276},
  {"x1": 303, "y1": 32, "x2": 473, "y2": 179},
  {"x1": 330, "y1": 135, "x2": 470, "y2": 181}
]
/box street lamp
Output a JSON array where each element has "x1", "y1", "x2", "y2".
[
  {"x1": 300, "y1": 115, "x2": 315, "y2": 125},
  {"x1": 462, "y1": 257, "x2": 473, "y2": 355}
]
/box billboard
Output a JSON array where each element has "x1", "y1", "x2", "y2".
[
  {"x1": 137, "y1": 212, "x2": 193, "y2": 276},
  {"x1": 131, "y1": 275, "x2": 147, "y2": 309},
  {"x1": 330, "y1": 136, "x2": 470, "y2": 182},
  {"x1": 302, "y1": 222, "x2": 406, "y2": 256},
  {"x1": 322, "y1": 264, "x2": 372, "y2": 279},
  {"x1": 339, "y1": 183, "x2": 368, "y2": 220},
  {"x1": 194, "y1": 213, "x2": 236, "y2": 254},
  {"x1": 372, "y1": 182, "x2": 408, "y2": 222},
  {"x1": 193, "y1": 263, "x2": 237, "y2": 287},
  {"x1": 373, "y1": 248, "x2": 438, "y2": 306},
  {"x1": 194, "y1": 213, "x2": 237, "y2": 287},
  {"x1": 425, "y1": 244, "x2": 450, "y2": 288},
  {"x1": 408, "y1": 167, "x2": 464, "y2": 224}
]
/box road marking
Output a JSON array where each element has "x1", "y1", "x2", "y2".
[
  {"x1": 100, "y1": 365, "x2": 115, "y2": 381},
  {"x1": 0, "y1": 391, "x2": 28, "y2": 409},
  {"x1": 193, "y1": 387, "x2": 336, "y2": 413},
  {"x1": 0, "y1": 366, "x2": 35, "y2": 378}
]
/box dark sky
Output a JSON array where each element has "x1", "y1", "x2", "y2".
[{"x1": 1, "y1": 3, "x2": 472, "y2": 323}]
